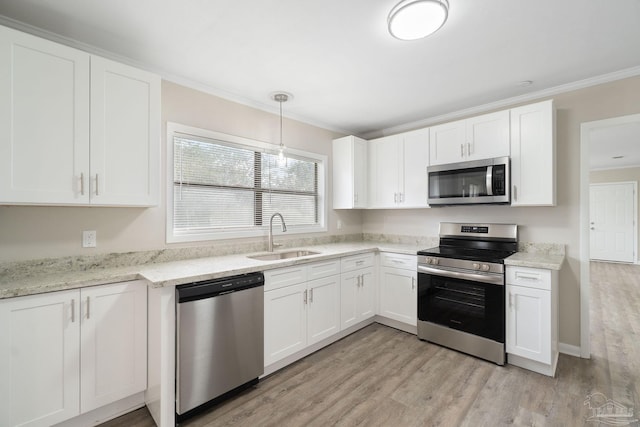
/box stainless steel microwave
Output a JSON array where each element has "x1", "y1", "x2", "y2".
[{"x1": 427, "y1": 157, "x2": 510, "y2": 206}]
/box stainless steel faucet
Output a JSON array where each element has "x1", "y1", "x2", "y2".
[{"x1": 268, "y1": 213, "x2": 287, "y2": 252}]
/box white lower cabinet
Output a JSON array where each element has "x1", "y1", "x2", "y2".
[
  {"x1": 506, "y1": 266, "x2": 558, "y2": 376},
  {"x1": 340, "y1": 253, "x2": 375, "y2": 330},
  {"x1": 0, "y1": 281, "x2": 147, "y2": 427},
  {"x1": 378, "y1": 253, "x2": 417, "y2": 326},
  {"x1": 264, "y1": 260, "x2": 341, "y2": 366}
]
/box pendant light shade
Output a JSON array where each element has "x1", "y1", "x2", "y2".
[{"x1": 388, "y1": 0, "x2": 449, "y2": 41}]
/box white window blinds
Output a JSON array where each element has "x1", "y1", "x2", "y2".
[{"x1": 173, "y1": 135, "x2": 320, "y2": 236}]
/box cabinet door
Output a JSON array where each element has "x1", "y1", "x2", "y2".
[
  {"x1": 264, "y1": 283, "x2": 307, "y2": 365},
  {"x1": 379, "y1": 266, "x2": 417, "y2": 325},
  {"x1": 307, "y1": 275, "x2": 340, "y2": 345},
  {"x1": 332, "y1": 136, "x2": 368, "y2": 209},
  {"x1": 506, "y1": 284, "x2": 551, "y2": 364},
  {"x1": 357, "y1": 267, "x2": 376, "y2": 321},
  {"x1": 340, "y1": 271, "x2": 359, "y2": 330},
  {"x1": 0, "y1": 26, "x2": 90, "y2": 205},
  {"x1": 401, "y1": 129, "x2": 430, "y2": 207},
  {"x1": 0, "y1": 290, "x2": 80, "y2": 427},
  {"x1": 80, "y1": 281, "x2": 147, "y2": 413},
  {"x1": 369, "y1": 135, "x2": 400, "y2": 208},
  {"x1": 466, "y1": 110, "x2": 510, "y2": 161},
  {"x1": 353, "y1": 137, "x2": 368, "y2": 208},
  {"x1": 90, "y1": 56, "x2": 160, "y2": 206},
  {"x1": 510, "y1": 100, "x2": 555, "y2": 206},
  {"x1": 429, "y1": 119, "x2": 466, "y2": 165}
]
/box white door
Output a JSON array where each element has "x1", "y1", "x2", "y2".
[
  {"x1": 370, "y1": 135, "x2": 400, "y2": 207},
  {"x1": 429, "y1": 119, "x2": 466, "y2": 165},
  {"x1": 307, "y1": 275, "x2": 340, "y2": 345},
  {"x1": 379, "y1": 267, "x2": 416, "y2": 325},
  {"x1": 401, "y1": 129, "x2": 430, "y2": 207},
  {"x1": 80, "y1": 281, "x2": 147, "y2": 413},
  {"x1": 590, "y1": 182, "x2": 636, "y2": 263},
  {"x1": 506, "y1": 284, "x2": 551, "y2": 364},
  {"x1": 0, "y1": 26, "x2": 90, "y2": 205},
  {"x1": 353, "y1": 138, "x2": 368, "y2": 208},
  {"x1": 0, "y1": 290, "x2": 80, "y2": 427},
  {"x1": 466, "y1": 110, "x2": 510, "y2": 161},
  {"x1": 339, "y1": 271, "x2": 359, "y2": 330},
  {"x1": 357, "y1": 268, "x2": 376, "y2": 321},
  {"x1": 264, "y1": 283, "x2": 307, "y2": 366},
  {"x1": 90, "y1": 56, "x2": 160, "y2": 206}
]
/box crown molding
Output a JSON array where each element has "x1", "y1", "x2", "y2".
[{"x1": 362, "y1": 65, "x2": 640, "y2": 139}]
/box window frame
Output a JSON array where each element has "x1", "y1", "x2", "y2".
[{"x1": 166, "y1": 122, "x2": 327, "y2": 243}]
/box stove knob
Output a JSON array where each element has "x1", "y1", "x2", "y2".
[
  {"x1": 432, "y1": 258, "x2": 439, "y2": 265},
  {"x1": 472, "y1": 263, "x2": 480, "y2": 270},
  {"x1": 481, "y1": 264, "x2": 490, "y2": 272}
]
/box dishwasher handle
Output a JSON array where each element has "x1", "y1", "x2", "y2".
[{"x1": 176, "y1": 272, "x2": 264, "y2": 303}]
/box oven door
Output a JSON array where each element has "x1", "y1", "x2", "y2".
[{"x1": 417, "y1": 267, "x2": 504, "y2": 343}]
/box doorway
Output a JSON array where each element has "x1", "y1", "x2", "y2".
[
  {"x1": 589, "y1": 182, "x2": 637, "y2": 263},
  {"x1": 580, "y1": 112, "x2": 640, "y2": 359}
]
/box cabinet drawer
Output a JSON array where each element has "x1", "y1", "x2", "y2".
[
  {"x1": 264, "y1": 265, "x2": 308, "y2": 291},
  {"x1": 307, "y1": 259, "x2": 341, "y2": 281},
  {"x1": 507, "y1": 266, "x2": 551, "y2": 291},
  {"x1": 340, "y1": 253, "x2": 374, "y2": 272},
  {"x1": 380, "y1": 252, "x2": 416, "y2": 270}
]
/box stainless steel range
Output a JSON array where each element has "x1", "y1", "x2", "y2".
[{"x1": 417, "y1": 222, "x2": 517, "y2": 365}]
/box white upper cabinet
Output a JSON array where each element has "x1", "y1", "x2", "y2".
[
  {"x1": 0, "y1": 25, "x2": 90, "y2": 205},
  {"x1": 429, "y1": 110, "x2": 510, "y2": 165},
  {"x1": 368, "y1": 128, "x2": 429, "y2": 208},
  {"x1": 89, "y1": 56, "x2": 160, "y2": 206},
  {"x1": 0, "y1": 25, "x2": 160, "y2": 206},
  {"x1": 332, "y1": 135, "x2": 368, "y2": 209},
  {"x1": 510, "y1": 100, "x2": 556, "y2": 206}
]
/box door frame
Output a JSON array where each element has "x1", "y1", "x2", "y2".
[
  {"x1": 580, "y1": 113, "x2": 640, "y2": 359},
  {"x1": 589, "y1": 181, "x2": 638, "y2": 263}
]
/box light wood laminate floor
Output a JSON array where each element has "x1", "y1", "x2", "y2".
[{"x1": 102, "y1": 261, "x2": 640, "y2": 427}]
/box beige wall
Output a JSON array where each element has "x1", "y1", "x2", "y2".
[
  {"x1": 0, "y1": 81, "x2": 363, "y2": 262},
  {"x1": 362, "y1": 75, "x2": 640, "y2": 347},
  {"x1": 590, "y1": 167, "x2": 640, "y2": 258}
]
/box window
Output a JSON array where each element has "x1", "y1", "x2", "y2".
[{"x1": 167, "y1": 123, "x2": 326, "y2": 243}]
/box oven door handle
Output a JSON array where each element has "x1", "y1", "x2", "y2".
[{"x1": 418, "y1": 265, "x2": 504, "y2": 286}]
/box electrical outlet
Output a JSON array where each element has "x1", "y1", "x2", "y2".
[
  {"x1": 337, "y1": 220, "x2": 343, "y2": 230},
  {"x1": 82, "y1": 230, "x2": 97, "y2": 248}
]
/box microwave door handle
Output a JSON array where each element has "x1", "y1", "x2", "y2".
[{"x1": 486, "y1": 165, "x2": 493, "y2": 196}]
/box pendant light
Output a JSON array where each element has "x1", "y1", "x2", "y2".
[
  {"x1": 272, "y1": 92, "x2": 290, "y2": 163},
  {"x1": 388, "y1": 0, "x2": 449, "y2": 41}
]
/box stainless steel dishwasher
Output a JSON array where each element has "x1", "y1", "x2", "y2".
[{"x1": 176, "y1": 272, "x2": 264, "y2": 422}]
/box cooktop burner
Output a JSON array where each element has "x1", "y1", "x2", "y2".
[{"x1": 417, "y1": 222, "x2": 518, "y2": 264}]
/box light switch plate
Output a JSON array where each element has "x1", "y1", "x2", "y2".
[{"x1": 82, "y1": 230, "x2": 97, "y2": 248}]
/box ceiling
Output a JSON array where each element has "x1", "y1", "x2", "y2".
[{"x1": 0, "y1": 0, "x2": 639, "y2": 138}]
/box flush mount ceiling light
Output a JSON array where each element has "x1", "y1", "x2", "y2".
[{"x1": 388, "y1": 0, "x2": 449, "y2": 41}]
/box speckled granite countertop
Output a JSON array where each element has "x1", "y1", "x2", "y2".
[
  {"x1": 504, "y1": 252, "x2": 565, "y2": 270},
  {"x1": 0, "y1": 241, "x2": 427, "y2": 299},
  {"x1": 0, "y1": 238, "x2": 564, "y2": 299}
]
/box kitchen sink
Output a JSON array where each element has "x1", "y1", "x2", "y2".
[{"x1": 247, "y1": 250, "x2": 320, "y2": 261}]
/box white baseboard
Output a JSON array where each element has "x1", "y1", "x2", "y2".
[
  {"x1": 53, "y1": 392, "x2": 145, "y2": 427},
  {"x1": 559, "y1": 342, "x2": 583, "y2": 358}
]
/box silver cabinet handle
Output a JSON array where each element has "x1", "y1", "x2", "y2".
[
  {"x1": 80, "y1": 173, "x2": 85, "y2": 196},
  {"x1": 71, "y1": 299, "x2": 75, "y2": 323},
  {"x1": 394, "y1": 192, "x2": 397, "y2": 203},
  {"x1": 357, "y1": 274, "x2": 361, "y2": 287},
  {"x1": 513, "y1": 185, "x2": 518, "y2": 201},
  {"x1": 303, "y1": 289, "x2": 307, "y2": 305},
  {"x1": 412, "y1": 277, "x2": 415, "y2": 290},
  {"x1": 460, "y1": 144, "x2": 464, "y2": 157},
  {"x1": 356, "y1": 260, "x2": 365, "y2": 266},
  {"x1": 95, "y1": 174, "x2": 99, "y2": 196},
  {"x1": 86, "y1": 296, "x2": 90, "y2": 319},
  {"x1": 467, "y1": 142, "x2": 471, "y2": 156},
  {"x1": 309, "y1": 288, "x2": 313, "y2": 303}
]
